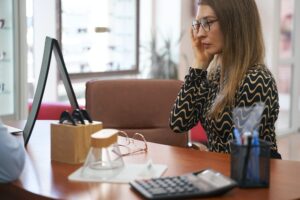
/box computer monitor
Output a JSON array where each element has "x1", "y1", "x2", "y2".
[{"x1": 23, "y1": 37, "x2": 80, "y2": 146}]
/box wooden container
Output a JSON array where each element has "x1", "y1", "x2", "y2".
[{"x1": 51, "y1": 121, "x2": 103, "y2": 164}]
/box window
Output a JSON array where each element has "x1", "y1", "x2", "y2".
[
  {"x1": 279, "y1": 0, "x2": 294, "y2": 59},
  {"x1": 277, "y1": 0, "x2": 295, "y2": 132},
  {"x1": 59, "y1": 0, "x2": 139, "y2": 79}
]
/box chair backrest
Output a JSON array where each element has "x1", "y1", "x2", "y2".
[
  {"x1": 28, "y1": 101, "x2": 72, "y2": 120},
  {"x1": 28, "y1": 101, "x2": 85, "y2": 120},
  {"x1": 85, "y1": 79, "x2": 189, "y2": 147}
]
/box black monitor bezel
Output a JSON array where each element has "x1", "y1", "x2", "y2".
[{"x1": 23, "y1": 37, "x2": 79, "y2": 146}]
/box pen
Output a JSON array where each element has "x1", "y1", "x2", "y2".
[
  {"x1": 242, "y1": 135, "x2": 252, "y2": 183},
  {"x1": 251, "y1": 130, "x2": 260, "y2": 182},
  {"x1": 233, "y1": 128, "x2": 242, "y2": 145}
]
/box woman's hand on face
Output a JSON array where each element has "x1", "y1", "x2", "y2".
[{"x1": 190, "y1": 28, "x2": 213, "y2": 69}]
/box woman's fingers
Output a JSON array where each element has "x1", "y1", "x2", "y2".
[
  {"x1": 190, "y1": 28, "x2": 196, "y2": 46},
  {"x1": 190, "y1": 27, "x2": 195, "y2": 41},
  {"x1": 190, "y1": 28, "x2": 212, "y2": 68},
  {"x1": 190, "y1": 28, "x2": 200, "y2": 48}
]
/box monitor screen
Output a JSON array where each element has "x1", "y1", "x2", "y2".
[{"x1": 23, "y1": 37, "x2": 79, "y2": 146}]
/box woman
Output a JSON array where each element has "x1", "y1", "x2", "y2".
[
  {"x1": 169, "y1": 0, "x2": 281, "y2": 158},
  {"x1": 0, "y1": 122, "x2": 25, "y2": 182}
]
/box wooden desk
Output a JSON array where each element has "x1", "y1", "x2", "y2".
[{"x1": 1, "y1": 120, "x2": 300, "y2": 200}]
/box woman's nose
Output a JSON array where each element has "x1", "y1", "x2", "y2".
[{"x1": 196, "y1": 27, "x2": 207, "y2": 38}]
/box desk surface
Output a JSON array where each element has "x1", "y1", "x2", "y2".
[{"x1": 1, "y1": 120, "x2": 300, "y2": 200}]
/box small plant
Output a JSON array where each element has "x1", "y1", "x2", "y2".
[{"x1": 140, "y1": 31, "x2": 184, "y2": 79}]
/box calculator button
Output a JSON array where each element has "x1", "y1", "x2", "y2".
[
  {"x1": 166, "y1": 187, "x2": 177, "y2": 193},
  {"x1": 148, "y1": 188, "x2": 167, "y2": 196}
]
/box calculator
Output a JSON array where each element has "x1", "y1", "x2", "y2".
[{"x1": 130, "y1": 169, "x2": 237, "y2": 199}]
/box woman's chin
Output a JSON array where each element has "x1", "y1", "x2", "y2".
[{"x1": 205, "y1": 48, "x2": 222, "y2": 55}]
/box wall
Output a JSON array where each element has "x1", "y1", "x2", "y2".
[
  {"x1": 32, "y1": 0, "x2": 58, "y2": 102},
  {"x1": 179, "y1": 0, "x2": 194, "y2": 80},
  {"x1": 140, "y1": 0, "x2": 182, "y2": 79},
  {"x1": 256, "y1": 0, "x2": 280, "y2": 78},
  {"x1": 17, "y1": 0, "x2": 28, "y2": 119}
]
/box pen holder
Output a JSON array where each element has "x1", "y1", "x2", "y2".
[
  {"x1": 51, "y1": 121, "x2": 103, "y2": 164},
  {"x1": 230, "y1": 140, "x2": 271, "y2": 188}
]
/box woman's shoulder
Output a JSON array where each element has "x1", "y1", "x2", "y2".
[
  {"x1": 246, "y1": 64, "x2": 275, "y2": 81},
  {"x1": 237, "y1": 64, "x2": 279, "y2": 106}
]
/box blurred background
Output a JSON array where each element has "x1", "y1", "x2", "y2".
[{"x1": 0, "y1": 0, "x2": 299, "y2": 139}]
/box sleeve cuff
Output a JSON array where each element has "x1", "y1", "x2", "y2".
[{"x1": 185, "y1": 67, "x2": 208, "y2": 84}]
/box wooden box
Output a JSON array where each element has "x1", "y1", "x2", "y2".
[{"x1": 51, "y1": 121, "x2": 103, "y2": 164}]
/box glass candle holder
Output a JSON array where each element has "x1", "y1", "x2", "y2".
[{"x1": 81, "y1": 129, "x2": 124, "y2": 180}]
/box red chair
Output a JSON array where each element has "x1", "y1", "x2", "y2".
[
  {"x1": 190, "y1": 122, "x2": 207, "y2": 145},
  {"x1": 28, "y1": 101, "x2": 82, "y2": 120}
]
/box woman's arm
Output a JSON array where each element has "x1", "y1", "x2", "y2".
[
  {"x1": 169, "y1": 67, "x2": 210, "y2": 133},
  {"x1": 0, "y1": 124, "x2": 26, "y2": 183},
  {"x1": 235, "y1": 67, "x2": 280, "y2": 157}
]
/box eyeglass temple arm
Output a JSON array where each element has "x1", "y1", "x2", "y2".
[
  {"x1": 187, "y1": 130, "x2": 203, "y2": 150},
  {"x1": 187, "y1": 130, "x2": 193, "y2": 148}
]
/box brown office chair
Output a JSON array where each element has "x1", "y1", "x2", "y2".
[{"x1": 85, "y1": 79, "x2": 190, "y2": 147}]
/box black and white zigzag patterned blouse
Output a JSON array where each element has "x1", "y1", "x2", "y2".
[{"x1": 169, "y1": 65, "x2": 281, "y2": 158}]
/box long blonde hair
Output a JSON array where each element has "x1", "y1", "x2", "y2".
[{"x1": 198, "y1": 0, "x2": 265, "y2": 118}]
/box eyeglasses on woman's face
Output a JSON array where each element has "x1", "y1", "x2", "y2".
[{"x1": 192, "y1": 18, "x2": 218, "y2": 33}]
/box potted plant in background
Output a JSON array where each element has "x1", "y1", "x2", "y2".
[{"x1": 140, "y1": 31, "x2": 184, "y2": 79}]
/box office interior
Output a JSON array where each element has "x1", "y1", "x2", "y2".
[{"x1": 0, "y1": 0, "x2": 300, "y2": 161}]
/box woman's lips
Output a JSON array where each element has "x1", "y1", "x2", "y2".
[{"x1": 202, "y1": 43, "x2": 211, "y2": 49}]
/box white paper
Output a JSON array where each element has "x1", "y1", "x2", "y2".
[
  {"x1": 3, "y1": 124, "x2": 23, "y2": 135},
  {"x1": 68, "y1": 163, "x2": 167, "y2": 184}
]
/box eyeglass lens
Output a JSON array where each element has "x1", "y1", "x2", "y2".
[
  {"x1": 117, "y1": 132, "x2": 147, "y2": 156},
  {"x1": 192, "y1": 18, "x2": 217, "y2": 32}
]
